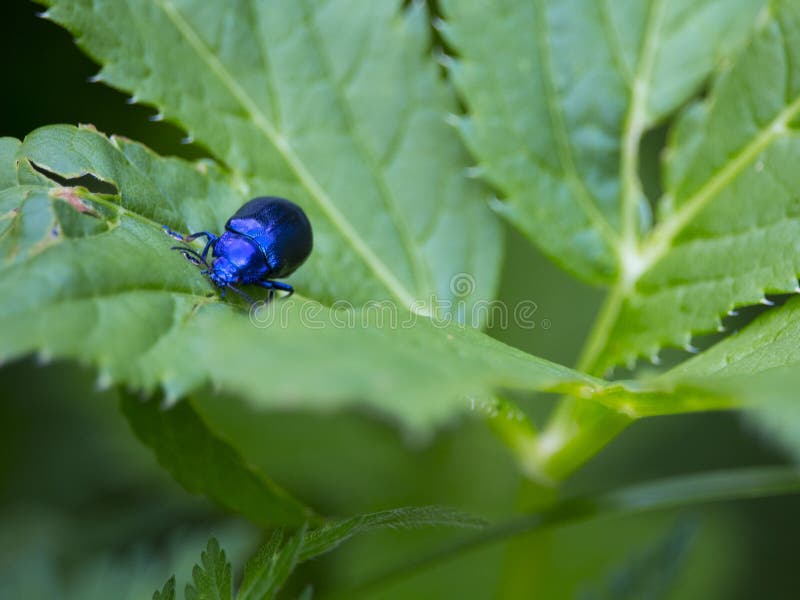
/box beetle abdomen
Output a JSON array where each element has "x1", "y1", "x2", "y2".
[{"x1": 225, "y1": 197, "x2": 313, "y2": 278}]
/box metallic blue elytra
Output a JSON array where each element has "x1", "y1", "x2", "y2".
[{"x1": 165, "y1": 196, "x2": 313, "y2": 304}]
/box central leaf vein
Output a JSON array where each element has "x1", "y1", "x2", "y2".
[{"x1": 531, "y1": 0, "x2": 620, "y2": 250}]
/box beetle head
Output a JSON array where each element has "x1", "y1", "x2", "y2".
[{"x1": 209, "y1": 257, "x2": 238, "y2": 288}]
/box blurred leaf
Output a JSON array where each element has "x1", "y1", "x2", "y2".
[
  {"x1": 185, "y1": 538, "x2": 232, "y2": 600},
  {"x1": 153, "y1": 577, "x2": 176, "y2": 600},
  {"x1": 238, "y1": 524, "x2": 307, "y2": 600},
  {"x1": 237, "y1": 529, "x2": 286, "y2": 600},
  {"x1": 0, "y1": 512, "x2": 256, "y2": 600},
  {"x1": 121, "y1": 395, "x2": 312, "y2": 526},
  {"x1": 40, "y1": 0, "x2": 502, "y2": 312},
  {"x1": 0, "y1": 125, "x2": 605, "y2": 437},
  {"x1": 297, "y1": 506, "x2": 487, "y2": 563},
  {"x1": 157, "y1": 507, "x2": 482, "y2": 600},
  {"x1": 0, "y1": 138, "x2": 19, "y2": 191},
  {"x1": 578, "y1": 520, "x2": 696, "y2": 600},
  {"x1": 295, "y1": 586, "x2": 313, "y2": 600},
  {"x1": 359, "y1": 467, "x2": 800, "y2": 592},
  {"x1": 441, "y1": 0, "x2": 764, "y2": 284}
]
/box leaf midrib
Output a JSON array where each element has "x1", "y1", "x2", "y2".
[
  {"x1": 152, "y1": 0, "x2": 422, "y2": 311},
  {"x1": 638, "y1": 93, "x2": 800, "y2": 278},
  {"x1": 619, "y1": 0, "x2": 667, "y2": 247},
  {"x1": 297, "y1": 0, "x2": 435, "y2": 299},
  {"x1": 531, "y1": 0, "x2": 621, "y2": 251}
]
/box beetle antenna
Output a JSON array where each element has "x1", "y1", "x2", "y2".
[{"x1": 171, "y1": 246, "x2": 209, "y2": 268}]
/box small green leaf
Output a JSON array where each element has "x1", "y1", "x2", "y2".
[
  {"x1": 238, "y1": 524, "x2": 308, "y2": 600},
  {"x1": 237, "y1": 529, "x2": 285, "y2": 600},
  {"x1": 153, "y1": 576, "x2": 177, "y2": 600},
  {"x1": 121, "y1": 395, "x2": 312, "y2": 526},
  {"x1": 185, "y1": 539, "x2": 232, "y2": 600}
]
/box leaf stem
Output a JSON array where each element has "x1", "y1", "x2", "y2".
[
  {"x1": 518, "y1": 282, "x2": 631, "y2": 482},
  {"x1": 575, "y1": 282, "x2": 626, "y2": 375}
]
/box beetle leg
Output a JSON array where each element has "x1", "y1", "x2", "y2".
[
  {"x1": 163, "y1": 227, "x2": 215, "y2": 242},
  {"x1": 227, "y1": 284, "x2": 257, "y2": 308},
  {"x1": 200, "y1": 236, "x2": 218, "y2": 261},
  {"x1": 256, "y1": 280, "x2": 294, "y2": 300}
]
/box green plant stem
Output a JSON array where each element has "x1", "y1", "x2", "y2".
[
  {"x1": 575, "y1": 281, "x2": 626, "y2": 374},
  {"x1": 500, "y1": 283, "x2": 632, "y2": 483}
]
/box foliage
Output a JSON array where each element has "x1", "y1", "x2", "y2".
[
  {"x1": 155, "y1": 507, "x2": 485, "y2": 600},
  {"x1": 4, "y1": 0, "x2": 800, "y2": 596}
]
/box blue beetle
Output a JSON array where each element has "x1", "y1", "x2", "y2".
[{"x1": 165, "y1": 196, "x2": 313, "y2": 304}]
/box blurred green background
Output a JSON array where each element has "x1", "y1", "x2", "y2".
[{"x1": 1, "y1": 2, "x2": 798, "y2": 598}]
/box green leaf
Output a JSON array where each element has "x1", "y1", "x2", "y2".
[
  {"x1": 238, "y1": 524, "x2": 308, "y2": 600},
  {"x1": 0, "y1": 138, "x2": 20, "y2": 191},
  {"x1": 441, "y1": 0, "x2": 765, "y2": 284},
  {"x1": 237, "y1": 529, "x2": 286, "y2": 600},
  {"x1": 359, "y1": 467, "x2": 800, "y2": 592},
  {"x1": 185, "y1": 507, "x2": 480, "y2": 600},
  {"x1": 121, "y1": 395, "x2": 312, "y2": 527},
  {"x1": 185, "y1": 539, "x2": 232, "y2": 600},
  {"x1": 668, "y1": 296, "x2": 800, "y2": 462},
  {"x1": 443, "y1": 0, "x2": 800, "y2": 479},
  {"x1": 40, "y1": 0, "x2": 502, "y2": 313},
  {"x1": 297, "y1": 506, "x2": 487, "y2": 563},
  {"x1": 442, "y1": 0, "x2": 800, "y2": 373},
  {"x1": 237, "y1": 506, "x2": 483, "y2": 599},
  {"x1": 153, "y1": 577, "x2": 177, "y2": 600},
  {"x1": 597, "y1": 1, "x2": 800, "y2": 369},
  {"x1": 0, "y1": 124, "x2": 599, "y2": 436}
]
